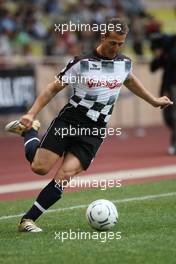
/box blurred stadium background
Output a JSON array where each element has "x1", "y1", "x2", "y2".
[
  {"x1": 0, "y1": 0, "x2": 176, "y2": 201},
  {"x1": 0, "y1": 0, "x2": 176, "y2": 130}
]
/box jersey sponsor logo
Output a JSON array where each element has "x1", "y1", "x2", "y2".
[{"x1": 87, "y1": 79, "x2": 122, "y2": 89}]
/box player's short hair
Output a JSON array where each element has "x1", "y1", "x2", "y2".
[{"x1": 104, "y1": 17, "x2": 129, "y2": 37}]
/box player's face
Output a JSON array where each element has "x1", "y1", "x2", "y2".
[{"x1": 100, "y1": 31, "x2": 127, "y2": 59}]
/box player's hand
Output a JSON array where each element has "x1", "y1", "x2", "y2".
[
  {"x1": 152, "y1": 96, "x2": 173, "y2": 109},
  {"x1": 20, "y1": 113, "x2": 34, "y2": 129}
]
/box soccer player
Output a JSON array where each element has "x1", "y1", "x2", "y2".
[{"x1": 5, "y1": 18, "x2": 173, "y2": 232}]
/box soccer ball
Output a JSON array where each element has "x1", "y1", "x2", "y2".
[{"x1": 86, "y1": 199, "x2": 118, "y2": 231}]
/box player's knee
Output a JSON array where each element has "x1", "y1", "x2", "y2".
[
  {"x1": 60, "y1": 167, "x2": 77, "y2": 179},
  {"x1": 55, "y1": 166, "x2": 82, "y2": 182},
  {"x1": 31, "y1": 161, "x2": 49, "y2": 175}
]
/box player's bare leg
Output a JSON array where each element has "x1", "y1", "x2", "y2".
[
  {"x1": 54, "y1": 152, "x2": 84, "y2": 187},
  {"x1": 18, "y1": 152, "x2": 84, "y2": 232},
  {"x1": 31, "y1": 148, "x2": 59, "y2": 175}
]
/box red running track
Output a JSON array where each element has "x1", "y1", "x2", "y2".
[{"x1": 0, "y1": 126, "x2": 176, "y2": 201}]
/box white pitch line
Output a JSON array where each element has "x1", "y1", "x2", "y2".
[
  {"x1": 0, "y1": 191, "x2": 175, "y2": 221},
  {"x1": 1, "y1": 165, "x2": 176, "y2": 194}
]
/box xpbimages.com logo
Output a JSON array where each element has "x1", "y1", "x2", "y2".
[
  {"x1": 55, "y1": 178, "x2": 122, "y2": 191},
  {"x1": 54, "y1": 229, "x2": 122, "y2": 243},
  {"x1": 57, "y1": 72, "x2": 123, "y2": 89},
  {"x1": 54, "y1": 126, "x2": 122, "y2": 139},
  {"x1": 54, "y1": 21, "x2": 122, "y2": 34}
]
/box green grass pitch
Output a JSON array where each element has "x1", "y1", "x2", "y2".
[{"x1": 0, "y1": 179, "x2": 176, "y2": 264}]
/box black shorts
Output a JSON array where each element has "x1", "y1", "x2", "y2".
[{"x1": 39, "y1": 117, "x2": 103, "y2": 170}]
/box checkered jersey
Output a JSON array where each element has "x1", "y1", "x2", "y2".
[{"x1": 56, "y1": 50, "x2": 132, "y2": 126}]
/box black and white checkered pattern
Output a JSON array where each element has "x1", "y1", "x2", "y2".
[
  {"x1": 70, "y1": 94, "x2": 115, "y2": 124},
  {"x1": 56, "y1": 50, "x2": 132, "y2": 126}
]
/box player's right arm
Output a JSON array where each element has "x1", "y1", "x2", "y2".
[{"x1": 20, "y1": 80, "x2": 67, "y2": 128}]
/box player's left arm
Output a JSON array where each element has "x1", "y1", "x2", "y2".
[{"x1": 124, "y1": 73, "x2": 173, "y2": 108}]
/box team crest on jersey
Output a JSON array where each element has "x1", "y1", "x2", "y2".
[{"x1": 89, "y1": 63, "x2": 101, "y2": 70}]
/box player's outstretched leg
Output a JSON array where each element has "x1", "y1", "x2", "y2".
[
  {"x1": 18, "y1": 178, "x2": 64, "y2": 232},
  {"x1": 18, "y1": 153, "x2": 83, "y2": 232},
  {"x1": 5, "y1": 120, "x2": 41, "y2": 163}
]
